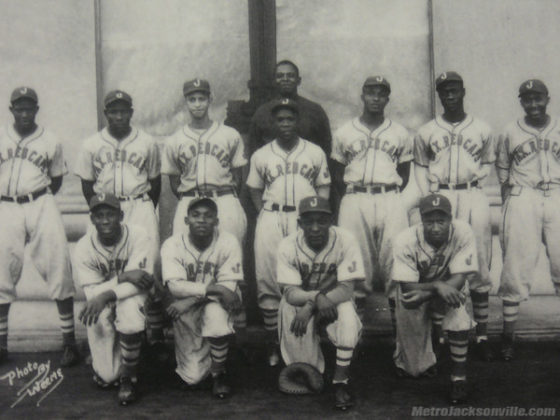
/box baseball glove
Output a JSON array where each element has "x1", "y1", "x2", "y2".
[{"x1": 278, "y1": 363, "x2": 324, "y2": 395}]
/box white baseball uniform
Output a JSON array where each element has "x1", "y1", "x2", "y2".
[
  {"x1": 75, "y1": 126, "x2": 161, "y2": 259},
  {"x1": 161, "y1": 228, "x2": 242, "y2": 385},
  {"x1": 0, "y1": 125, "x2": 74, "y2": 304},
  {"x1": 497, "y1": 116, "x2": 560, "y2": 302},
  {"x1": 246, "y1": 138, "x2": 331, "y2": 310},
  {"x1": 277, "y1": 226, "x2": 364, "y2": 373},
  {"x1": 162, "y1": 121, "x2": 247, "y2": 244},
  {"x1": 392, "y1": 220, "x2": 478, "y2": 377},
  {"x1": 332, "y1": 117, "x2": 413, "y2": 299},
  {"x1": 74, "y1": 224, "x2": 153, "y2": 384},
  {"x1": 415, "y1": 114, "x2": 495, "y2": 294}
]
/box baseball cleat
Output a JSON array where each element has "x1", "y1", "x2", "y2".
[
  {"x1": 501, "y1": 343, "x2": 514, "y2": 361},
  {"x1": 333, "y1": 383, "x2": 354, "y2": 411},
  {"x1": 267, "y1": 343, "x2": 281, "y2": 367},
  {"x1": 60, "y1": 344, "x2": 81, "y2": 367},
  {"x1": 93, "y1": 371, "x2": 119, "y2": 389},
  {"x1": 475, "y1": 340, "x2": 495, "y2": 362},
  {"x1": 212, "y1": 372, "x2": 231, "y2": 399},
  {"x1": 450, "y1": 380, "x2": 468, "y2": 404},
  {"x1": 118, "y1": 377, "x2": 137, "y2": 406}
]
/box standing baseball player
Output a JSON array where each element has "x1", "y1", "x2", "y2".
[
  {"x1": 75, "y1": 193, "x2": 154, "y2": 405},
  {"x1": 393, "y1": 194, "x2": 477, "y2": 404},
  {"x1": 74, "y1": 90, "x2": 166, "y2": 347},
  {"x1": 414, "y1": 71, "x2": 495, "y2": 361},
  {"x1": 332, "y1": 76, "x2": 412, "y2": 325},
  {"x1": 0, "y1": 87, "x2": 79, "y2": 366},
  {"x1": 496, "y1": 79, "x2": 560, "y2": 361},
  {"x1": 247, "y1": 98, "x2": 331, "y2": 366},
  {"x1": 161, "y1": 197, "x2": 243, "y2": 399},
  {"x1": 277, "y1": 196, "x2": 364, "y2": 410}
]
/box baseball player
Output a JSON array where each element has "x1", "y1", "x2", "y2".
[
  {"x1": 161, "y1": 197, "x2": 243, "y2": 399},
  {"x1": 277, "y1": 196, "x2": 364, "y2": 410},
  {"x1": 0, "y1": 87, "x2": 79, "y2": 367},
  {"x1": 75, "y1": 193, "x2": 154, "y2": 405},
  {"x1": 496, "y1": 79, "x2": 560, "y2": 361},
  {"x1": 414, "y1": 71, "x2": 495, "y2": 361},
  {"x1": 74, "y1": 90, "x2": 166, "y2": 348},
  {"x1": 332, "y1": 76, "x2": 412, "y2": 325},
  {"x1": 392, "y1": 194, "x2": 477, "y2": 404},
  {"x1": 247, "y1": 98, "x2": 331, "y2": 366}
]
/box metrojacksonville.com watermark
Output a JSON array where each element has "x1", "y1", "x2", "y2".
[{"x1": 412, "y1": 406, "x2": 556, "y2": 417}]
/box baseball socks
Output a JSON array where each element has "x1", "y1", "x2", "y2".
[
  {"x1": 471, "y1": 291, "x2": 494, "y2": 361},
  {"x1": 431, "y1": 311, "x2": 445, "y2": 359},
  {"x1": 333, "y1": 346, "x2": 355, "y2": 410},
  {"x1": 0, "y1": 303, "x2": 9, "y2": 363},
  {"x1": 56, "y1": 298, "x2": 80, "y2": 367},
  {"x1": 262, "y1": 308, "x2": 280, "y2": 366},
  {"x1": 118, "y1": 332, "x2": 142, "y2": 405},
  {"x1": 501, "y1": 300, "x2": 519, "y2": 361},
  {"x1": 209, "y1": 336, "x2": 231, "y2": 398},
  {"x1": 448, "y1": 330, "x2": 469, "y2": 404}
]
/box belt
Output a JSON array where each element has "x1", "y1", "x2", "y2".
[
  {"x1": 117, "y1": 193, "x2": 149, "y2": 201},
  {"x1": 348, "y1": 184, "x2": 399, "y2": 194},
  {"x1": 439, "y1": 180, "x2": 478, "y2": 190},
  {"x1": 0, "y1": 187, "x2": 48, "y2": 204},
  {"x1": 180, "y1": 187, "x2": 237, "y2": 198},
  {"x1": 269, "y1": 204, "x2": 296, "y2": 212}
]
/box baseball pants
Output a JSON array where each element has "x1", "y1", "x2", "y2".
[{"x1": 0, "y1": 193, "x2": 74, "y2": 304}]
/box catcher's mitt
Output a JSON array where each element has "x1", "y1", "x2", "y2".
[{"x1": 278, "y1": 363, "x2": 324, "y2": 395}]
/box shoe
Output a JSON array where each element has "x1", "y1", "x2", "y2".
[
  {"x1": 501, "y1": 342, "x2": 514, "y2": 361},
  {"x1": 148, "y1": 341, "x2": 172, "y2": 366},
  {"x1": 267, "y1": 342, "x2": 280, "y2": 367},
  {"x1": 177, "y1": 374, "x2": 212, "y2": 391},
  {"x1": 421, "y1": 365, "x2": 438, "y2": 378},
  {"x1": 92, "y1": 371, "x2": 119, "y2": 389},
  {"x1": 60, "y1": 344, "x2": 81, "y2": 367},
  {"x1": 0, "y1": 348, "x2": 7, "y2": 365},
  {"x1": 118, "y1": 377, "x2": 137, "y2": 406},
  {"x1": 450, "y1": 380, "x2": 468, "y2": 404},
  {"x1": 333, "y1": 383, "x2": 354, "y2": 411},
  {"x1": 212, "y1": 372, "x2": 231, "y2": 399},
  {"x1": 475, "y1": 340, "x2": 495, "y2": 362}
]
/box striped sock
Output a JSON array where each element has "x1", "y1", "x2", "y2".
[
  {"x1": 119, "y1": 332, "x2": 142, "y2": 379},
  {"x1": 448, "y1": 331, "x2": 469, "y2": 381},
  {"x1": 333, "y1": 346, "x2": 354, "y2": 383},
  {"x1": 471, "y1": 291, "x2": 489, "y2": 339},
  {"x1": 146, "y1": 301, "x2": 166, "y2": 343},
  {"x1": 209, "y1": 336, "x2": 229, "y2": 375},
  {"x1": 55, "y1": 298, "x2": 75, "y2": 345},
  {"x1": 431, "y1": 312, "x2": 445, "y2": 344},
  {"x1": 262, "y1": 308, "x2": 278, "y2": 333},
  {"x1": 502, "y1": 300, "x2": 519, "y2": 337},
  {"x1": 0, "y1": 304, "x2": 9, "y2": 350}
]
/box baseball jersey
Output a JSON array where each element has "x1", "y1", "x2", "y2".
[
  {"x1": 162, "y1": 121, "x2": 247, "y2": 192},
  {"x1": 74, "y1": 224, "x2": 154, "y2": 287},
  {"x1": 496, "y1": 116, "x2": 560, "y2": 187},
  {"x1": 0, "y1": 125, "x2": 67, "y2": 196},
  {"x1": 414, "y1": 115, "x2": 495, "y2": 184},
  {"x1": 392, "y1": 219, "x2": 478, "y2": 284},
  {"x1": 75, "y1": 127, "x2": 160, "y2": 197},
  {"x1": 161, "y1": 228, "x2": 243, "y2": 293},
  {"x1": 277, "y1": 226, "x2": 365, "y2": 293},
  {"x1": 246, "y1": 138, "x2": 330, "y2": 206},
  {"x1": 332, "y1": 117, "x2": 413, "y2": 186}
]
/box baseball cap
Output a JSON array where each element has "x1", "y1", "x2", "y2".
[
  {"x1": 419, "y1": 194, "x2": 452, "y2": 217},
  {"x1": 10, "y1": 87, "x2": 38, "y2": 104},
  {"x1": 187, "y1": 197, "x2": 218, "y2": 214},
  {"x1": 299, "y1": 196, "x2": 332, "y2": 216},
  {"x1": 104, "y1": 90, "x2": 132, "y2": 108},
  {"x1": 271, "y1": 98, "x2": 299, "y2": 115},
  {"x1": 183, "y1": 79, "x2": 211, "y2": 97},
  {"x1": 363, "y1": 76, "x2": 391, "y2": 93},
  {"x1": 435, "y1": 71, "x2": 463, "y2": 90},
  {"x1": 89, "y1": 193, "x2": 121, "y2": 212},
  {"x1": 518, "y1": 79, "x2": 548, "y2": 97}
]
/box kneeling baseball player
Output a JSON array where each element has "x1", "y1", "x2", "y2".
[
  {"x1": 161, "y1": 197, "x2": 243, "y2": 399},
  {"x1": 75, "y1": 193, "x2": 154, "y2": 405},
  {"x1": 392, "y1": 194, "x2": 477, "y2": 404},
  {"x1": 277, "y1": 196, "x2": 364, "y2": 410}
]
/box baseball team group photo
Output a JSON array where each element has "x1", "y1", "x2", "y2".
[{"x1": 1, "y1": 1, "x2": 560, "y2": 418}]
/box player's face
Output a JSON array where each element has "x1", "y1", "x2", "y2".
[
  {"x1": 520, "y1": 93, "x2": 549, "y2": 121},
  {"x1": 186, "y1": 205, "x2": 218, "y2": 238},
  {"x1": 91, "y1": 206, "x2": 123, "y2": 242},
  {"x1": 104, "y1": 101, "x2": 133, "y2": 134},
  {"x1": 299, "y1": 212, "x2": 332, "y2": 251},
  {"x1": 273, "y1": 109, "x2": 298, "y2": 141},
  {"x1": 361, "y1": 86, "x2": 389, "y2": 114},
  {"x1": 10, "y1": 98, "x2": 39, "y2": 133},
  {"x1": 422, "y1": 211, "x2": 451, "y2": 247},
  {"x1": 275, "y1": 63, "x2": 300, "y2": 96},
  {"x1": 185, "y1": 92, "x2": 211, "y2": 119},
  {"x1": 438, "y1": 82, "x2": 465, "y2": 112}
]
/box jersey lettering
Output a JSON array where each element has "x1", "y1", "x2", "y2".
[
  {"x1": 94, "y1": 149, "x2": 146, "y2": 172},
  {"x1": 0, "y1": 146, "x2": 47, "y2": 171},
  {"x1": 430, "y1": 134, "x2": 482, "y2": 162},
  {"x1": 264, "y1": 162, "x2": 317, "y2": 186},
  {"x1": 512, "y1": 137, "x2": 560, "y2": 165},
  {"x1": 178, "y1": 141, "x2": 231, "y2": 169},
  {"x1": 185, "y1": 261, "x2": 217, "y2": 282},
  {"x1": 98, "y1": 258, "x2": 129, "y2": 277},
  {"x1": 345, "y1": 137, "x2": 399, "y2": 163}
]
